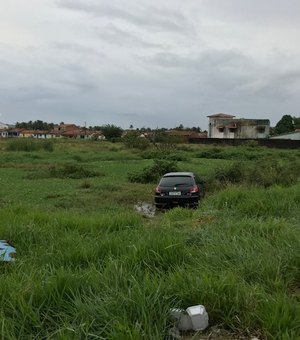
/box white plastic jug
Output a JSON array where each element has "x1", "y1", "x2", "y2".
[{"x1": 186, "y1": 305, "x2": 209, "y2": 331}]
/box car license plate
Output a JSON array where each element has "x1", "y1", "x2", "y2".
[{"x1": 169, "y1": 191, "x2": 181, "y2": 196}]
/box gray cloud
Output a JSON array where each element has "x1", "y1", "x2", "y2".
[
  {"x1": 0, "y1": 0, "x2": 299, "y2": 128},
  {"x1": 53, "y1": 42, "x2": 106, "y2": 59},
  {"x1": 200, "y1": 0, "x2": 300, "y2": 25},
  {"x1": 57, "y1": 0, "x2": 189, "y2": 33},
  {"x1": 95, "y1": 24, "x2": 164, "y2": 49},
  {"x1": 148, "y1": 49, "x2": 252, "y2": 71}
]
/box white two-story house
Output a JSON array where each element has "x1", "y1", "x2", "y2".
[{"x1": 207, "y1": 113, "x2": 270, "y2": 139}]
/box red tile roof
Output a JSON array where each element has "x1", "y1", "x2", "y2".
[{"x1": 61, "y1": 129, "x2": 83, "y2": 137}]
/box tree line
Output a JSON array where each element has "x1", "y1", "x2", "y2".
[{"x1": 16, "y1": 120, "x2": 55, "y2": 131}]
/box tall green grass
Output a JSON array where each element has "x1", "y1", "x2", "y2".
[
  {"x1": 7, "y1": 138, "x2": 54, "y2": 152},
  {"x1": 195, "y1": 145, "x2": 297, "y2": 161},
  {"x1": 0, "y1": 140, "x2": 299, "y2": 338},
  {"x1": 209, "y1": 158, "x2": 300, "y2": 190}
]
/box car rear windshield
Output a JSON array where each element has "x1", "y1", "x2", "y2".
[{"x1": 159, "y1": 176, "x2": 193, "y2": 187}]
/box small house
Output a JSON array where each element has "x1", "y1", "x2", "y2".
[
  {"x1": 0, "y1": 129, "x2": 8, "y2": 138},
  {"x1": 7, "y1": 128, "x2": 24, "y2": 138},
  {"x1": 207, "y1": 113, "x2": 270, "y2": 139}
]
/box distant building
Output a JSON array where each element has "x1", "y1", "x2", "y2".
[
  {"x1": 167, "y1": 130, "x2": 208, "y2": 143},
  {"x1": 7, "y1": 128, "x2": 24, "y2": 138},
  {"x1": 61, "y1": 129, "x2": 89, "y2": 139},
  {"x1": 0, "y1": 129, "x2": 8, "y2": 138},
  {"x1": 55, "y1": 124, "x2": 79, "y2": 132},
  {"x1": 19, "y1": 130, "x2": 58, "y2": 139},
  {"x1": 207, "y1": 113, "x2": 270, "y2": 139}
]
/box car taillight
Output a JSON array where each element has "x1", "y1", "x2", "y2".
[
  {"x1": 155, "y1": 186, "x2": 161, "y2": 193},
  {"x1": 189, "y1": 185, "x2": 199, "y2": 193}
]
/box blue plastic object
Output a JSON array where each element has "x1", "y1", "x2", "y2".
[{"x1": 0, "y1": 240, "x2": 16, "y2": 262}]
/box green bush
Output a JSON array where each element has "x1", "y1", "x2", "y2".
[
  {"x1": 243, "y1": 140, "x2": 259, "y2": 148},
  {"x1": 176, "y1": 145, "x2": 195, "y2": 152},
  {"x1": 26, "y1": 163, "x2": 101, "y2": 180},
  {"x1": 128, "y1": 159, "x2": 178, "y2": 183},
  {"x1": 141, "y1": 150, "x2": 188, "y2": 161},
  {"x1": 197, "y1": 146, "x2": 264, "y2": 161},
  {"x1": 215, "y1": 161, "x2": 245, "y2": 184},
  {"x1": 165, "y1": 153, "x2": 188, "y2": 161},
  {"x1": 48, "y1": 163, "x2": 100, "y2": 179},
  {"x1": 122, "y1": 131, "x2": 150, "y2": 150}
]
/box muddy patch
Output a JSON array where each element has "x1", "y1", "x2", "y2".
[{"x1": 134, "y1": 202, "x2": 156, "y2": 217}]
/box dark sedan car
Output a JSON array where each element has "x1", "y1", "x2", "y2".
[{"x1": 154, "y1": 172, "x2": 205, "y2": 209}]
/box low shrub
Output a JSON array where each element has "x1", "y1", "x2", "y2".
[
  {"x1": 176, "y1": 145, "x2": 195, "y2": 152},
  {"x1": 214, "y1": 162, "x2": 246, "y2": 184},
  {"x1": 197, "y1": 147, "x2": 223, "y2": 159},
  {"x1": 26, "y1": 163, "x2": 101, "y2": 180},
  {"x1": 141, "y1": 150, "x2": 188, "y2": 161},
  {"x1": 49, "y1": 163, "x2": 100, "y2": 179},
  {"x1": 128, "y1": 159, "x2": 178, "y2": 183},
  {"x1": 243, "y1": 140, "x2": 259, "y2": 148},
  {"x1": 165, "y1": 153, "x2": 188, "y2": 161},
  {"x1": 197, "y1": 146, "x2": 264, "y2": 161}
]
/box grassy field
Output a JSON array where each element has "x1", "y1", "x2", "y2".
[{"x1": 0, "y1": 138, "x2": 299, "y2": 339}]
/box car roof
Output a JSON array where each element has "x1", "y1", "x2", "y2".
[{"x1": 163, "y1": 172, "x2": 195, "y2": 177}]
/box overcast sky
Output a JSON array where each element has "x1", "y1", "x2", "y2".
[{"x1": 0, "y1": 0, "x2": 300, "y2": 129}]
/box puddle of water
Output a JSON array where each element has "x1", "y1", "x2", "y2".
[
  {"x1": 134, "y1": 202, "x2": 156, "y2": 218},
  {"x1": 0, "y1": 240, "x2": 16, "y2": 262}
]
